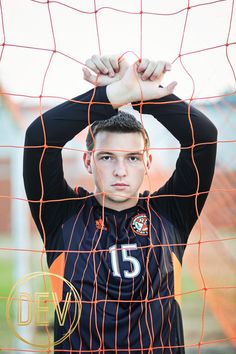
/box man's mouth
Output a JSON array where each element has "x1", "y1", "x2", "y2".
[
  {"x1": 111, "y1": 183, "x2": 129, "y2": 189},
  {"x1": 112, "y1": 183, "x2": 129, "y2": 186}
]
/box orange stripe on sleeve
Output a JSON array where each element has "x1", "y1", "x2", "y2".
[{"x1": 171, "y1": 252, "x2": 182, "y2": 307}]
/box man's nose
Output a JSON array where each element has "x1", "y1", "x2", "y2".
[{"x1": 113, "y1": 160, "x2": 127, "y2": 177}]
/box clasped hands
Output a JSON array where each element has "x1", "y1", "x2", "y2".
[{"x1": 82, "y1": 54, "x2": 177, "y2": 105}]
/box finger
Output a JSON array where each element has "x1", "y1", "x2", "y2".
[
  {"x1": 141, "y1": 61, "x2": 157, "y2": 80},
  {"x1": 82, "y1": 67, "x2": 99, "y2": 85},
  {"x1": 149, "y1": 61, "x2": 166, "y2": 81},
  {"x1": 137, "y1": 58, "x2": 149, "y2": 73},
  {"x1": 101, "y1": 56, "x2": 115, "y2": 77},
  {"x1": 85, "y1": 59, "x2": 100, "y2": 74},
  {"x1": 110, "y1": 55, "x2": 120, "y2": 73},
  {"x1": 91, "y1": 55, "x2": 109, "y2": 74},
  {"x1": 164, "y1": 62, "x2": 172, "y2": 72}
]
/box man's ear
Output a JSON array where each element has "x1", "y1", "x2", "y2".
[
  {"x1": 83, "y1": 152, "x2": 93, "y2": 174},
  {"x1": 145, "y1": 153, "x2": 152, "y2": 173},
  {"x1": 147, "y1": 153, "x2": 152, "y2": 169}
]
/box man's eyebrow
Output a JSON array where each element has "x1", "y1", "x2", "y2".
[
  {"x1": 96, "y1": 151, "x2": 114, "y2": 156},
  {"x1": 127, "y1": 152, "x2": 144, "y2": 155},
  {"x1": 95, "y1": 151, "x2": 144, "y2": 156}
]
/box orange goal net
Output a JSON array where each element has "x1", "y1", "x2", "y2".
[{"x1": 0, "y1": 1, "x2": 235, "y2": 353}]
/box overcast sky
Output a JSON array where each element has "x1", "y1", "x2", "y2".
[{"x1": 0, "y1": 0, "x2": 235, "y2": 105}]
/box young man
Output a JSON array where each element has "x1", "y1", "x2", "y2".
[{"x1": 23, "y1": 55, "x2": 217, "y2": 353}]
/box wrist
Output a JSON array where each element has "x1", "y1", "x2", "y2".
[{"x1": 106, "y1": 80, "x2": 133, "y2": 108}]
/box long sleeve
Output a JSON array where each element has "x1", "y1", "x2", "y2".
[
  {"x1": 132, "y1": 93, "x2": 218, "y2": 243},
  {"x1": 23, "y1": 86, "x2": 118, "y2": 240}
]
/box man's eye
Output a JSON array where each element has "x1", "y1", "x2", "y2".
[
  {"x1": 101, "y1": 156, "x2": 112, "y2": 161},
  {"x1": 129, "y1": 156, "x2": 140, "y2": 162}
]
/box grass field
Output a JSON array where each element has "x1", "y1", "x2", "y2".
[
  {"x1": 0, "y1": 239, "x2": 235, "y2": 354},
  {"x1": 182, "y1": 268, "x2": 235, "y2": 354}
]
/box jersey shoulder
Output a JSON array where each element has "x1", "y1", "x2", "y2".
[{"x1": 74, "y1": 185, "x2": 91, "y2": 197}]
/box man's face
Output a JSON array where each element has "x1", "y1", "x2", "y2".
[{"x1": 83, "y1": 131, "x2": 152, "y2": 210}]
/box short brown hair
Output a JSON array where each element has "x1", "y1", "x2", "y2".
[{"x1": 86, "y1": 111, "x2": 150, "y2": 151}]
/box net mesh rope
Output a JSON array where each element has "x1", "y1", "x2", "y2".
[{"x1": 0, "y1": 0, "x2": 236, "y2": 353}]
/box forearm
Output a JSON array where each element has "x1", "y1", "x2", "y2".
[
  {"x1": 132, "y1": 93, "x2": 218, "y2": 146},
  {"x1": 25, "y1": 86, "x2": 117, "y2": 147},
  {"x1": 23, "y1": 86, "x2": 117, "y2": 201},
  {"x1": 132, "y1": 92, "x2": 217, "y2": 195},
  {"x1": 106, "y1": 80, "x2": 133, "y2": 109}
]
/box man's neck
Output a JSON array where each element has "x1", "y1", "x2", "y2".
[{"x1": 94, "y1": 193, "x2": 139, "y2": 211}]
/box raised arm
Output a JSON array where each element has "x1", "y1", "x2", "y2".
[
  {"x1": 135, "y1": 92, "x2": 217, "y2": 241},
  {"x1": 23, "y1": 86, "x2": 118, "y2": 240}
]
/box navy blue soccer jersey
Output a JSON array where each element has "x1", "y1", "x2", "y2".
[{"x1": 23, "y1": 86, "x2": 217, "y2": 353}]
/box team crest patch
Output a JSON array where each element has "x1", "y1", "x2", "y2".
[
  {"x1": 95, "y1": 218, "x2": 107, "y2": 231},
  {"x1": 131, "y1": 214, "x2": 148, "y2": 236}
]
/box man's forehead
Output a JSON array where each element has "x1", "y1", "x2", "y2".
[{"x1": 93, "y1": 130, "x2": 145, "y2": 151}]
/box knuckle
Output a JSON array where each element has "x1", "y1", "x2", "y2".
[
  {"x1": 140, "y1": 58, "x2": 148, "y2": 66},
  {"x1": 110, "y1": 58, "x2": 117, "y2": 65},
  {"x1": 151, "y1": 61, "x2": 156, "y2": 68},
  {"x1": 101, "y1": 55, "x2": 108, "y2": 62}
]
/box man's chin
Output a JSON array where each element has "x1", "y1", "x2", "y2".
[
  {"x1": 106, "y1": 193, "x2": 131, "y2": 203},
  {"x1": 94, "y1": 191, "x2": 139, "y2": 210}
]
